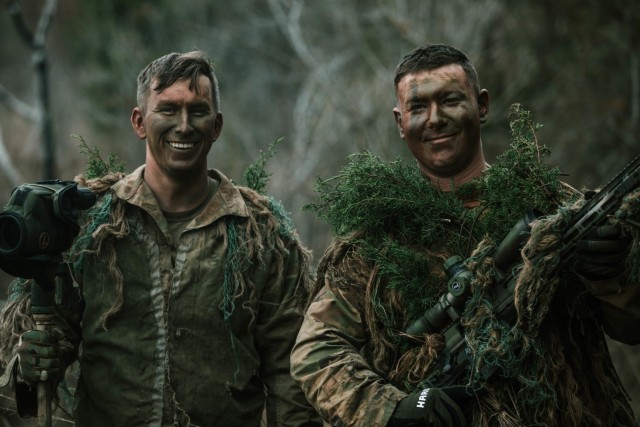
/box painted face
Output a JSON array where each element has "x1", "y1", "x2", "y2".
[
  {"x1": 393, "y1": 64, "x2": 488, "y2": 178},
  {"x1": 131, "y1": 75, "x2": 222, "y2": 182}
]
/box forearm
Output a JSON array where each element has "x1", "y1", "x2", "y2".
[{"x1": 291, "y1": 287, "x2": 405, "y2": 427}]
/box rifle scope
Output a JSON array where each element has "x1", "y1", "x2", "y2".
[
  {"x1": 405, "y1": 210, "x2": 542, "y2": 337},
  {"x1": 405, "y1": 255, "x2": 473, "y2": 336}
]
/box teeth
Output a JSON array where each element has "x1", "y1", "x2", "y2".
[{"x1": 168, "y1": 141, "x2": 195, "y2": 149}]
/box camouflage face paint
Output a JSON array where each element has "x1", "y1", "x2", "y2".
[{"x1": 394, "y1": 64, "x2": 484, "y2": 180}]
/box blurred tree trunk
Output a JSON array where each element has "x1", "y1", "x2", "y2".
[{"x1": 7, "y1": 0, "x2": 57, "y2": 180}]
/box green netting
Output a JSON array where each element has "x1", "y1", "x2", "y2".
[
  {"x1": 268, "y1": 197, "x2": 295, "y2": 241},
  {"x1": 68, "y1": 193, "x2": 114, "y2": 268}
]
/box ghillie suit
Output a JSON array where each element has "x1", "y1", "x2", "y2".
[
  {"x1": 306, "y1": 104, "x2": 638, "y2": 426},
  {"x1": 0, "y1": 138, "x2": 317, "y2": 425},
  {"x1": 68, "y1": 171, "x2": 310, "y2": 331}
]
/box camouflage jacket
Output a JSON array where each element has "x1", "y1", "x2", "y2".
[
  {"x1": 291, "y1": 228, "x2": 640, "y2": 427},
  {"x1": 291, "y1": 246, "x2": 406, "y2": 427},
  {"x1": 8, "y1": 166, "x2": 321, "y2": 427}
]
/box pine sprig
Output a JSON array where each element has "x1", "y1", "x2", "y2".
[
  {"x1": 73, "y1": 134, "x2": 127, "y2": 179},
  {"x1": 306, "y1": 152, "x2": 476, "y2": 252},
  {"x1": 474, "y1": 104, "x2": 568, "y2": 240},
  {"x1": 242, "y1": 137, "x2": 283, "y2": 194}
]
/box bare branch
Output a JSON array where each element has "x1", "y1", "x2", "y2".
[
  {"x1": 267, "y1": 0, "x2": 318, "y2": 70},
  {"x1": 0, "y1": 84, "x2": 40, "y2": 122},
  {"x1": 0, "y1": 124, "x2": 24, "y2": 187},
  {"x1": 34, "y1": 0, "x2": 57, "y2": 49},
  {"x1": 7, "y1": 0, "x2": 34, "y2": 46}
]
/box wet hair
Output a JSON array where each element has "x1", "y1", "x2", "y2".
[
  {"x1": 394, "y1": 44, "x2": 480, "y2": 95},
  {"x1": 136, "y1": 50, "x2": 220, "y2": 111}
]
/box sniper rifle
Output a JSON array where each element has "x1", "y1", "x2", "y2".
[{"x1": 405, "y1": 155, "x2": 640, "y2": 388}]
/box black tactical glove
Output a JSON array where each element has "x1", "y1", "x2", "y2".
[
  {"x1": 16, "y1": 329, "x2": 66, "y2": 386},
  {"x1": 574, "y1": 223, "x2": 631, "y2": 295},
  {"x1": 389, "y1": 386, "x2": 470, "y2": 427}
]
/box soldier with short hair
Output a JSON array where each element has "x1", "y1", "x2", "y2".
[
  {"x1": 1, "y1": 51, "x2": 322, "y2": 427},
  {"x1": 290, "y1": 44, "x2": 639, "y2": 427}
]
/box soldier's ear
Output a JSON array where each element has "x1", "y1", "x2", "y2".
[
  {"x1": 131, "y1": 107, "x2": 146, "y2": 139},
  {"x1": 393, "y1": 108, "x2": 405, "y2": 139},
  {"x1": 478, "y1": 89, "x2": 489, "y2": 124}
]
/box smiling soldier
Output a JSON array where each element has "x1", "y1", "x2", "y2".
[{"x1": 1, "y1": 51, "x2": 321, "y2": 427}]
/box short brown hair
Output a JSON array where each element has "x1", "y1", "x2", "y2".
[
  {"x1": 136, "y1": 51, "x2": 220, "y2": 111},
  {"x1": 394, "y1": 44, "x2": 480, "y2": 95}
]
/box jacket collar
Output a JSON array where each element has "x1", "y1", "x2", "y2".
[{"x1": 112, "y1": 165, "x2": 250, "y2": 228}]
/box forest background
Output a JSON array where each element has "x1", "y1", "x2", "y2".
[{"x1": 0, "y1": 0, "x2": 638, "y2": 421}]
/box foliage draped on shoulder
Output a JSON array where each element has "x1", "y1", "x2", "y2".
[
  {"x1": 307, "y1": 103, "x2": 572, "y2": 251},
  {"x1": 305, "y1": 104, "x2": 574, "y2": 321}
]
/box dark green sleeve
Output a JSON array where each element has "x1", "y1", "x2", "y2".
[{"x1": 255, "y1": 240, "x2": 323, "y2": 427}]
